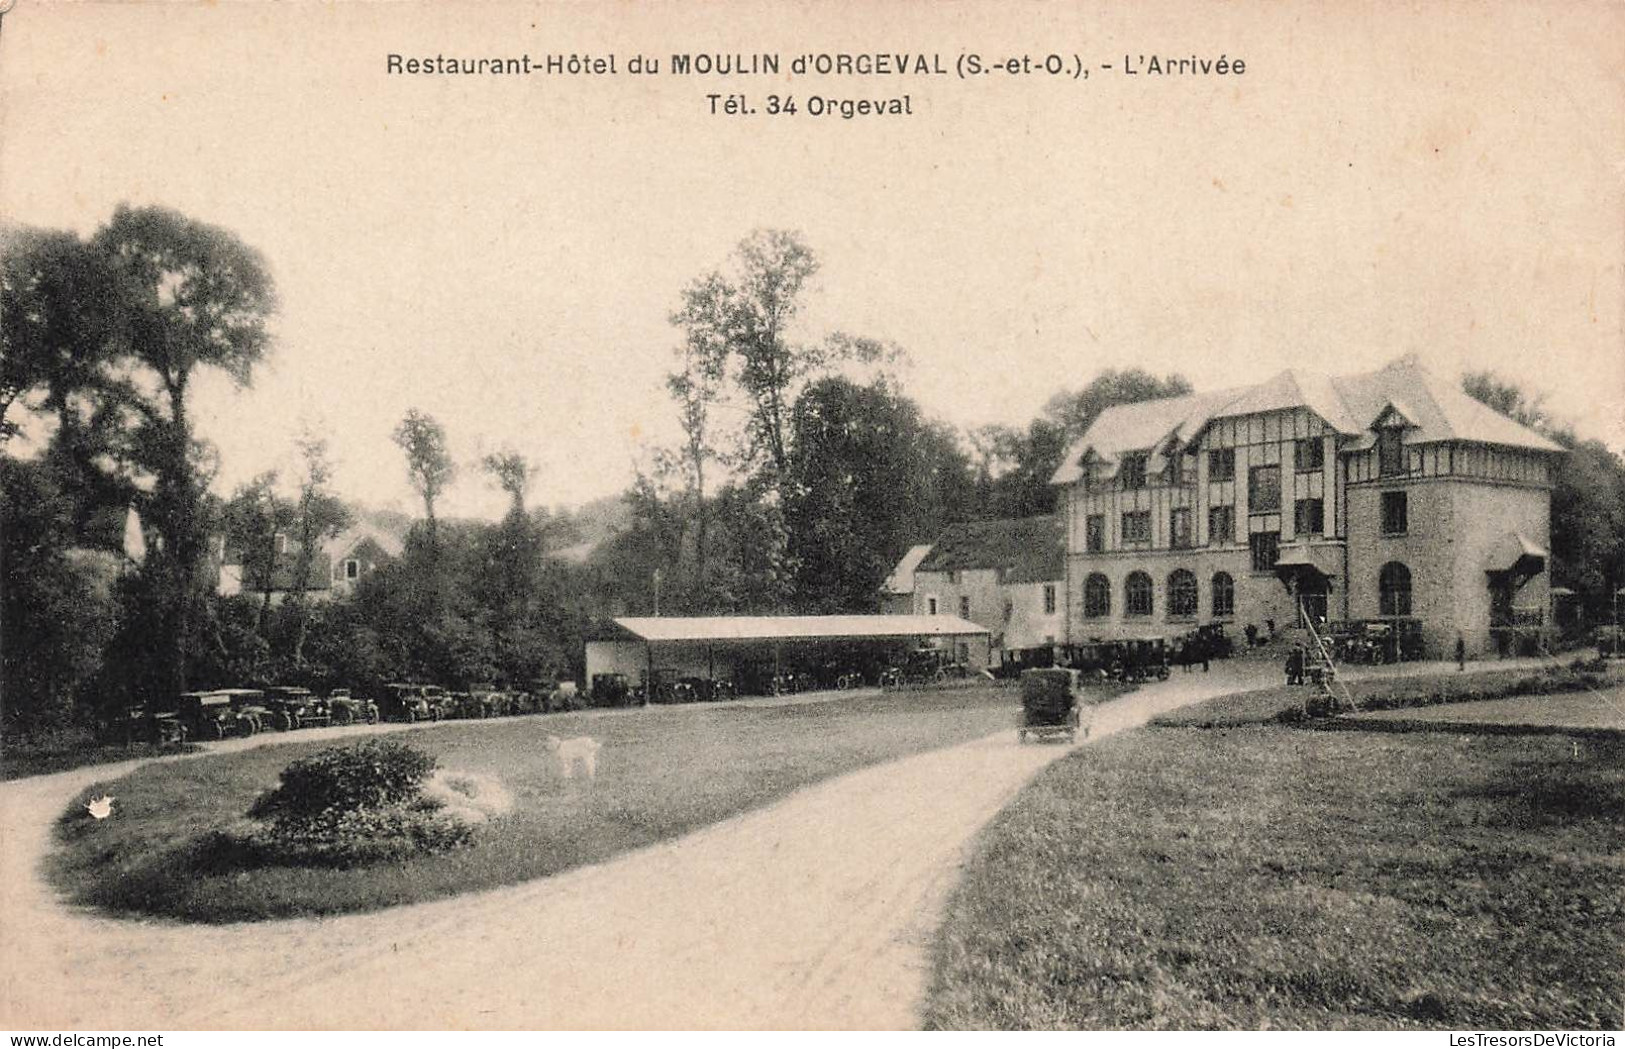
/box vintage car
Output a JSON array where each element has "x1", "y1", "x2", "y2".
[
  {"x1": 1018, "y1": 668, "x2": 1088, "y2": 744},
  {"x1": 102, "y1": 703, "x2": 189, "y2": 747},
  {"x1": 263, "y1": 685, "x2": 330, "y2": 730},
  {"x1": 589, "y1": 673, "x2": 632, "y2": 708},
  {"x1": 377, "y1": 683, "x2": 443, "y2": 723},
  {"x1": 325, "y1": 688, "x2": 379, "y2": 726},
  {"x1": 176, "y1": 690, "x2": 261, "y2": 740}
]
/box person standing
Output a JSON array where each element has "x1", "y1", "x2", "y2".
[{"x1": 1456, "y1": 634, "x2": 1466, "y2": 672}]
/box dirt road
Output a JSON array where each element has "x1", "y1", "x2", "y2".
[{"x1": 0, "y1": 657, "x2": 1552, "y2": 1030}]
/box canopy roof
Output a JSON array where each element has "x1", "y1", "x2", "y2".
[
  {"x1": 1485, "y1": 532, "x2": 1549, "y2": 574},
  {"x1": 607, "y1": 614, "x2": 989, "y2": 644}
]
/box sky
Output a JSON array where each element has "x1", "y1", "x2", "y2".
[{"x1": 3, "y1": 0, "x2": 1622, "y2": 521}]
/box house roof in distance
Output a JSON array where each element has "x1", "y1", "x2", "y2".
[
  {"x1": 1052, "y1": 355, "x2": 1562, "y2": 485},
  {"x1": 606, "y1": 614, "x2": 990, "y2": 644},
  {"x1": 915, "y1": 515, "x2": 1064, "y2": 585},
  {"x1": 881, "y1": 544, "x2": 934, "y2": 596}
]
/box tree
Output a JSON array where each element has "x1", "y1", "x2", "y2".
[
  {"x1": 286, "y1": 433, "x2": 352, "y2": 663},
  {"x1": 393, "y1": 408, "x2": 455, "y2": 538},
  {"x1": 1462, "y1": 371, "x2": 1625, "y2": 624},
  {"x1": 220, "y1": 471, "x2": 292, "y2": 622},
  {"x1": 975, "y1": 369, "x2": 1192, "y2": 518},
  {"x1": 0, "y1": 458, "x2": 122, "y2": 732},
  {"x1": 92, "y1": 204, "x2": 277, "y2": 695},
  {"x1": 785, "y1": 377, "x2": 976, "y2": 612},
  {"x1": 669, "y1": 230, "x2": 893, "y2": 493},
  {"x1": 482, "y1": 449, "x2": 534, "y2": 518},
  {"x1": 1462, "y1": 371, "x2": 1549, "y2": 432},
  {"x1": 0, "y1": 226, "x2": 123, "y2": 447}
]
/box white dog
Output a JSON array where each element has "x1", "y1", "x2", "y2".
[{"x1": 546, "y1": 735, "x2": 601, "y2": 780}]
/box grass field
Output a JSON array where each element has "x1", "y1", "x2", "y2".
[
  {"x1": 49, "y1": 687, "x2": 1022, "y2": 923},
  {"x1": 924, "y1": 725, "x2": 1624, "y2": 1030},
  {"x1": 2, "y1": 731, "x2": 198, "y2": 781}
]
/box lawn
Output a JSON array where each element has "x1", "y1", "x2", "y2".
[
  {"x1": 924, "y1": 724, "x2": 1624, "y2": 1030},
  {"x1": 48, "y1": 686, "x2": 1022, "y2": 923},
  {"x1": 1152, "y1": 661, "x2": 1625, "y2": 729},
  {"x1": 1351, "y1": 690, "x2": 1625, "y2": 732},
  {"x1": 2, "y1": 730, "x2": 198, "y2": 781}
]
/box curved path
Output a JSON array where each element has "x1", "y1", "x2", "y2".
[{"x1": 0, "y1": 657, "x2": 1549, "y2": 1029}]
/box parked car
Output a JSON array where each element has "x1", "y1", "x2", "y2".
[
  {"x1": 325, "y1": 688, "x2": 379, "y2": 726},
  {"x1": 102, "y1": 703, "x2": 189, "y2": 747},
  {"x1": 590, "y1": 673, "x2": 631, "y2": 707},
  {"x1": 377, "y1": 683, "x2": 443, "y2": 723},
  {"x1": 176, "y1": 690, "x2": 261, "y2": 740},
  {"x1": 263, "y1": 685, "x2": 331, "y2": 730}
]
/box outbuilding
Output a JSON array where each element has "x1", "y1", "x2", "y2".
[{"x1": 585, "y1": 614, "x2": 990, "y2": 698}]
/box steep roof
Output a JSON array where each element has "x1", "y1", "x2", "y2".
[
  {"x1": 915, "y1": 516, "x2": 1063, "y2": 585},
  {"x1": 1052, "y1": 356, "x2": 1561, "y2": 485},
  {"x1": 882, "y1": 544, "x2": 934, "y2": 596},
  {"x1": 326, "y1": 524, "x2": 405, "y2": 561}
]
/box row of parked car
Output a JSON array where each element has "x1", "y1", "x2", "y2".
[{"x1": 108, "y1": 681, "x2": 582, "y2": 746}]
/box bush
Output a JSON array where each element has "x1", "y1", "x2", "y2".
[
  {"x1": 234, "y1": 805, "x2": 474, "y2": 868},
  {"x1": 249, "y1": 738, "x2": 437, "y2": 824}
]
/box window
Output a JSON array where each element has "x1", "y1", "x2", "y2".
[
  {"x1": 1208, "y1": 505, "x2": 1234, "y2": 545},
  {"x1": 1378, "y1": 429, "x2": 1405, "y2": 477},
  {"x1": 1122, "y1": 510, "x2": 1152, "y2": 544},
  {"x1": 1379, "y1": 561, "x2": 1412, "y2": 617},
  {"x1": 1208, "y1": 448, "x2": 1235, "y2": 481},
  {"x1": 1248, "y1": 465, "x2": 1281, "y2": 513},
  {"x1": 1381, "y1": 490, "x2": 1408, "y2": 535},
  {"x1": 1211, "y1": 572, "x2": 1235, "y2": 617},
  {"x1": 1125, "y1": 571, "x2": 1153, "y2": 617},
  {"x1": 1085, "y1": 514, "x2": 1105, "y2": 553},
  {"x1": 959, "y1": 596, "x2": 971, "y2": 620},
  {"x1": 1170, "y1": 507, "x2": 1194, "y2": 549},
  {"x1": 1294, "y1": 498, "x2": 1324, "y2": 536},
  {"x1": 1120, "y1": 453, "x2": 1148, "y2": 490},
  {"x1": 1175, "y1": 454, "x2": 1197, "y2": 485},
  {"x1": 926, "y1": 596, "x2": 938, "y2": 615},
  {"x1": 1168, "y1": 569, "x2": 1198, "y2": 618},
  {"x1": 1249, "y1": 531, "x2": 1280, "y2": 572},
  {"x1": 344, "y1": 559, "x2": 360, "y2": 580},
  {"x1": 1043, "y1": 584, "x2": 1057, "y2": 615},
  {"x1": 1083, "y1": 573, "x2": 1111, "y2": 618},
  {"x1": 1294, "y1": 438, "x2": 1324, "y2": 472}
]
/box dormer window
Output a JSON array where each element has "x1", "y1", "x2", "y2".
[
  {"x1": 1378, "y1": 428, "x2": 1405, "y2": 477},
  {"x1": 1120, "y1": 453, "x2": 1148, "y2": 490}
]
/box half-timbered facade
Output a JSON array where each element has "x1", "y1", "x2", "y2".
[{"x1": 1051, "y1": 357, "x2": 1563, "y2": 658}]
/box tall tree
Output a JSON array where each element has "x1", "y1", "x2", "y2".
[
  {"x1": 286, "y1": 433, "x2": 351, "y2": 663},
  {"x1": 220, "y1": 471, "x2": 292, "y2": 622},
  {"x1": 93, "y1": 204, "x2": 277, "y2": 695},
  {"x1": 785, "y1": 376, "x2": 976, "y2": 611},
  {"x1": 393, "y1": 408, "x2": 455, "y2": 538},
  {"x1": 482, "y1": 449, "x2": 534, "y2": 518},
  {"x1": 976, "y1": 368, "x2": 1192, "y2": 518},
  {"x1": 0, "y1": 226, "x2": 123, "y2": 447}
]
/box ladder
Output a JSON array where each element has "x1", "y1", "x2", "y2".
[{"x1": 1299, "y1": 595, "x2": 1358, "y2": 713}]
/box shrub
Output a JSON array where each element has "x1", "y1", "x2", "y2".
[
  {"x1": 249, "y1": 738, "x2": 437, "y2": 824},
  {"x1": 236, "y1": 805, "x2": 474, "y2": 868}
]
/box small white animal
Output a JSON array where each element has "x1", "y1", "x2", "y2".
[
  {"x1": 85, "y1": 795, "x2": 115, "y2": 820},
  {"x1": 546, "y1": 735, "x2": 601, "y2": 780}
]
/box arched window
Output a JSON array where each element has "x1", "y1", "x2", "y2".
[
  {"x1": 1168, "y1": 569, "x2": 1198, "y2": 618},
  {"x1": 1083, "y1": 573, "x2": 1111, "y2": 618},
  {"x1": 1125, "y1": 571, "x2": 1153, "y2": 617},
  {"x1": 1379, "y1": 561, "x2": 1412, "y2": 617},
  {"x1": 1211, "y1": 572, "x2": 1235, "y2": 618}
]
